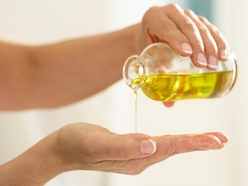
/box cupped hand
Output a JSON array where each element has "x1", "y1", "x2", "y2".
[{"x1": 55, "y1": 123, "x2": 228, "y2": 175}]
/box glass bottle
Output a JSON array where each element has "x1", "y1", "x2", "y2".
[{"x1": 123, "y1": 43, "x2": 237, "y2": 101}]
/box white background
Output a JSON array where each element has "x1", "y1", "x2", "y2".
[{"x1": 0, "y1": 0, "x2": 247, "y2": 186}]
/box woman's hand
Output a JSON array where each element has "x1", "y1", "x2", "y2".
[
  {"x1": 55, "y1": 123, "x2": 228, "y2": 175},
  {"x1": 136, "y1": 4, "x2": 230, "y2": 108},
  {"x1": 139, "y1": 3, "x2": 229, "y2": 69},
  {"x1": 0, "y1": 122, "x2": 228, "y2": 185}
]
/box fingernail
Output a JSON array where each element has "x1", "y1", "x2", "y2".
[
  {"x1": 140, "y1": 139, "x2": 156, "y2": 154},
  {"x1": 197, "y1": 53, "x2": 207, "y2": 66},
  {"x1": 220, "y1": 49, "x2": 229, "y2": 59},
  {"x1": 207, "y1": 55, "x2": 218, "y2": 69},
  {"x1": 181, "y1": 43, "x2": 193, "y2": 54}
]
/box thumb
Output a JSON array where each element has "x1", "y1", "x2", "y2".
[{"x1": 97, "y1": 133, "x2": 156, "y2": 161}]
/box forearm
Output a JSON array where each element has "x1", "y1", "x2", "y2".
[
  {"x1": 0, "y1": 131, "x2": 68, "y2": 186},
  {"x1": 0, "y1": 24, "x2": 142, "y2": 110}
]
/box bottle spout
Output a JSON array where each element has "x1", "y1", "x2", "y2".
[{"x1": 123, "y1": 55, "x2": 147, "y2": 92}]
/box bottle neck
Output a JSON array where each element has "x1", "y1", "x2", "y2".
[{"x1": 122, "y1": 55, "x2": 146, "y2": 92}]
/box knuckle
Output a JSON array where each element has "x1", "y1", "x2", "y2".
[
  {"x1": 198, "y1": 25, "x2": 209, "y2": 35},
  {"x1": 166, "y1": 135, "x2": 178, "y2": 156},
  {"x1": 184, "y1": 9, "x2": 195, "y2": 16},
  {"x1": 143, "y1": 6, "x2": 159, "y2": 23},
  {"x1": 168, "y1": 3, "x2": 181, "y2": 10},
  {"x1": 146, "y1": 6, "x2": 159, "y2": 14},
  {"x1": 196, "y1": 39, "x2": 204, "y2": 51},
  {"x1": 184, "y1": 9, "x2": 199, "y2": 20},
  {"x1": 183, "y1": 19, "x2": 196, "y2": 31},
  {"x1": 198, "y1": 15, "x2": 208, "y2": 23},
  {"x1": 212, "y1": 26, "x2": 221, "y2": 36}
]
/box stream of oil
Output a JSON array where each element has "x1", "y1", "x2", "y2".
[{"x1": 134, "y1": 90, "x2": 137, "y2": 133}]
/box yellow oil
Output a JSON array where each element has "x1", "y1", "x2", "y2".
[
  {"x1": 133, "y1": 71, "x2": 235, "y2": 101},
  {"x1": 134, "y1": 91, "x2": 137, "y2": 133}
]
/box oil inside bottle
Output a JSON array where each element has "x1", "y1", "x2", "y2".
[{"x1": 132, "y1": 71, "x2": 235, "y2": 101}]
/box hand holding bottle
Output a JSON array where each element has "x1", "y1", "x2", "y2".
[
  {"x1": 134, "y1": 4, "x2": 232, "y2": 107},
  {"x1": 139, "y1": 3, "x2": 229, "y2": 68}
]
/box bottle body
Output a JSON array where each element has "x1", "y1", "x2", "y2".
[
  {"x1": 140, "y1": 71, "x2": 235, "y2": 101},
  {"x1": 123, "y1": 43, "x2": 237, "y2": 101}
]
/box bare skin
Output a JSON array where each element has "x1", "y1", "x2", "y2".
[
  {"x1": 0, "y1": 4, "x2": 230, "y2": 185},
  {"x1": 0, "y1": 4, "x2": 228, "y2": 110},
  {"x1": 0, "y1": 123, "x2": 229, "y2": 186}
]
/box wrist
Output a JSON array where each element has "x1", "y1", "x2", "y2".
[
  {"x1": 130, "y1": 23, "x2": 147, "y2": 55},
  {"x1": 0, "y1": 130, "x2": 69, "y2": 186},
  {"x1": 116, "y1": 23, "x2": 146, "y2": 56}
]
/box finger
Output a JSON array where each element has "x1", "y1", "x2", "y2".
[
  {"x1": 154, "y1": 18, "x2": 193, "y2": 56},
  {"x1": 104, "y1": 133, "x2": 226, "y2": 174},
  {"x1": 164, "y1": 4, "x2": 207, "y2": 68},
  {"x1": 204, "y1": 132, "x2": 229, "y2": 143},
  {"x1": 144, "y1": 6, "x2": 193, "y2": 56},
  {"x1": 162, "y1": 101, "x2": 175, "y2": 107},
  {"x1": 91, "y1": 132, "x2": 227, "y2": 175},
  {"x1": 94, "y1": 132, "x2": 156, "y2": 161},
  {"x1": 184, "y1": 10, "x2": 218, "y2": 70},
  {"x1": 166, "y1": 134, "x2": 224, "y2": 155},
  {"x1": 198, "y1": 16, "x2": 230, "y2": 61},
  {"x1": 152, "y1": 133, "x2": 224, "y2": 159}
]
